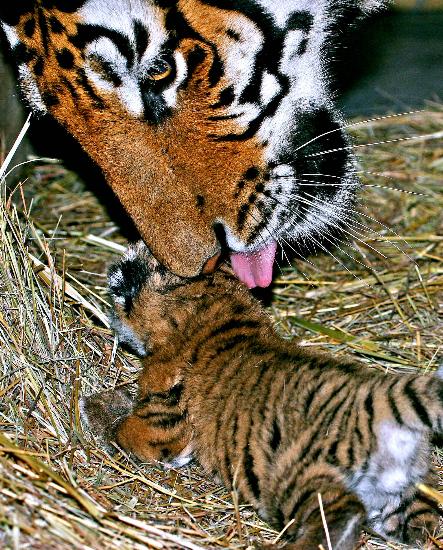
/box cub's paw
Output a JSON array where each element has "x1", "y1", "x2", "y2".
[{"x1": 80, "y1": 389, "x2": 134, "y2": 453}]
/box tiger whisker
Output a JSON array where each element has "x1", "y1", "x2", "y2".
[
  {"x1": 350, "y1": 202, "x2": 418, "y2": 265},
  {"x1": 278, "y1": 233, "x2": 324, "y2": 281},
  {"x1": 278, "y1": 186, "x2": 417, "y2": 264},
  {"x1": 272, "y1": 173, "x2": 420, "y2": 198},
  {"x1": 293, "y1": 108, "x2": 428, "y2": 153},
  {"x1": 306, "y1": 231, "x2": 370, "y2": 287},
  {"x1": 294, "y1": 198, "x2": 388, "y2": 267},
  {"x1": 263, "y1": 193, "x2": 380, "y2": 284},
  {"x1": 302, "y1": 190, "x2": 419, "y2": 266},
  {"x1": 297, "y1": 174, "x2": 429, "y2": 198},
  {"x1": 286, "y1": 192, "x2": 388, "y2": 261},
  {"x1": 302, "y1": 131, "x2": 443, "y2": 159}
]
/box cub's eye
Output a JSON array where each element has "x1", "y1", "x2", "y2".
[{"x1": 147, "y1": 60, "x2": 172, "y2": 81}]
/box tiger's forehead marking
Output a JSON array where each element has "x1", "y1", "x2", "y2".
[
  {"x1": 77, "y1": 0, "x2": 174, "y2": 115},
  {"x1": 78, "y1": 0, "x2": 167, "y2": 56}
]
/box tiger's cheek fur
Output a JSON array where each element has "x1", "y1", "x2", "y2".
[
  {"x1": 0, "y1": 1, "x2": 391, "y2": 281},
  {"x1": 3, "y1": 3, "x2": 270, "y2": 276}
]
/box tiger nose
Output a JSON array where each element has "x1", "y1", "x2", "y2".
[{"x1": 202, "y1": 252, "x2": 221, "y2": 274}]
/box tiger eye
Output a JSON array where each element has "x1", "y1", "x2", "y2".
[{"x1": 148, "y1": 61, "x2": 172, "y2": 81}]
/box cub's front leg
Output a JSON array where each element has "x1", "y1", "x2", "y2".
[
  {"x1": 82, "y1": 243, "x2": 192, "y2": 467},
  {"x1": 81, "y1": 370, "x2": 192, "y2": 466}
]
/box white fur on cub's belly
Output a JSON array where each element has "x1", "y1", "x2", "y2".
[{"x1": 349, "y1": 421, "x2": 429, "y2": 526}]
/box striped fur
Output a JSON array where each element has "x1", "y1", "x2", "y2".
[
  {"x1": 1, "y1": 1, "x2": 388, "y2": 284},
  {"x1": 82, "y1": 242, "x2": 441, "y2": 549}
]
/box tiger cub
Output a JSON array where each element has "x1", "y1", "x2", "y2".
[{"x1": 82, "y1": 242, "x2": 441, "y2": 549}]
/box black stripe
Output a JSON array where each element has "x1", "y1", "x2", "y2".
[
  {"x1": 364, "y1": 392, "x2": 374, "y2": 428},
  {"x1": 190, "y1": 318, "x2": 259, "y2": 364},
  {"x1": 297, "y1": 386, "x2": 351, "y2": 465},
  {"x1": 207, "y1": 49, "x2": 224, "y2": 88},
  {"x1": 209, "y1": 318, "x2": 261, "y2": 338},
  {"x1": 37, "y1": 7, "x2": 50, "y2": 54},
  {"x1": 285, "y1": 475, "x2": 336, "y2": 522},
  {"x1": 303, "y1": 379, "x2": 326, "y2": 415},
  {"x1": 286, "y1": 11, "x2": 314, "y2": 33},
  {"x1": 138, "y1": 383, "x2": 184, "y2": 407},
  {"x1": 33, "y1": 56, "x2": 44, "y2": 77},
  {"x1": 270, "y1": 418, "x2": 281, "y2": 451},
  {"x1": 13, "y1": 44, "x2": 36, "y2": 64},
  {"x1": 61, "y1": 77, "x2": 79, "y2": 100},
  {"x1": 388, "y1": 381, "x2": 404, "y2": 425},
  {"x1": 195, "y1": 334, "x2": 249, "y2": 401},
  {"x1": 138, "y1": 435, "x2": 184, "y2": 448},
  {"x1": 405, "y1": 381, "x2": 433, "y2": 428},
  {"x1": 133, "y1": 20, "x2": 150, "y2": 61},
  {"x1": 210, "y1": 86, "x2": 236, "y2": 109},
  {"x1": 24, "y1": 17, "x2": 36, "y2": 38},
  {"x1": 76, "y1": 68, "x2": 105, "y2": 108},
  {"x1": 89, "y1": 55, "x2": 123, "y2": 86},
  {"x1": 241, "y1": 364, "x2": 270, "y2": 500},
  {"x1": 163, "y1": 6, "x2": 224, "y2": 88},
  {"x1": 70, "y1": 24, "x2": 135, "y2": 68},
  {"x1": 244, "y1": 447, "x2": 261, "y2": 501},
  {"x1": 207, "y1": 113, "x2": 244, "y2": 121},
  {"x1": 150, "y1": 412, "x2": 187, "y2": 428},
  {"x1": 215, "y1": 74, "x2": 290, "y2": 142},
  {"x1": 181, "y1": 45, "x2": 206, "y2": 89},
  {"x1": 354, "y1": 422, "x2": 363, "y2": 444},
  {"x1": 49, "y1": 16, "x2": 65, "y2": 34}
]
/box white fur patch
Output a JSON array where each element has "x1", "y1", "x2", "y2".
[
  {"x1": 260, "y1": 72, "x2": 281, "y2": 105},
  {"x1": 349, "y1": 420, "x2": 429, "y2": 537},
  {"x1": 1, "y1": 23, "x2": 20, "y2": 47},
  {"x1": 17, "y1": 64, "x2": 47, "y2": 114},
  {"x1": 163, "y1": 442, "x2": 194, "y2": 470}
]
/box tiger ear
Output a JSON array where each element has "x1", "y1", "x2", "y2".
[{"x1": 1, "y1": 21, "x2": 48, "y2": 115}]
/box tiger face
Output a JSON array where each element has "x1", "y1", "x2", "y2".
[{"x1": 1, "y1": 0, "x2": 386, "y2": 286}]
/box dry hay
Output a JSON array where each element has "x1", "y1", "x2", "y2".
[{"x1": 0, "y1": 105, "x2": 442, "y2": 550}]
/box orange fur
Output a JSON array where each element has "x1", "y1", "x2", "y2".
[{"x1": 10, "y1": 3, "x2": 267, "y2": 275}]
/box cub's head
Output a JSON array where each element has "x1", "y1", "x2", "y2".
[
  {"x1": 107, "y1": 241, "x2": 254, "y2": 356},
  {"x1": 1, "y1": 1, "x2": 387, "y2": 286},
  {"x1": 108, "y1": 241, "x2": 235, "y2": 356}
]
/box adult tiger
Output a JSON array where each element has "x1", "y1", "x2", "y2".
[{"x1": 0, "y1": 1, "x2": 387, "y2": 287}]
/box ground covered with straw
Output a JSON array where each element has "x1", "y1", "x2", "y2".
[{"x1": 0, "y1": 106, "x2": 442, "y2": 549}]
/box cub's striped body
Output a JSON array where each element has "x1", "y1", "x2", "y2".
[
  {"x1": 83, "y1": 242, "x2": 441, "y2": 549},
  {"x1": 1, "y1": 1, "x2": 387, "y2": 287}
]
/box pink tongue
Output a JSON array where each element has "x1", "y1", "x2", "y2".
[{"x1": 230, "y1": 241, "x2": 277, "y2": 289}]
